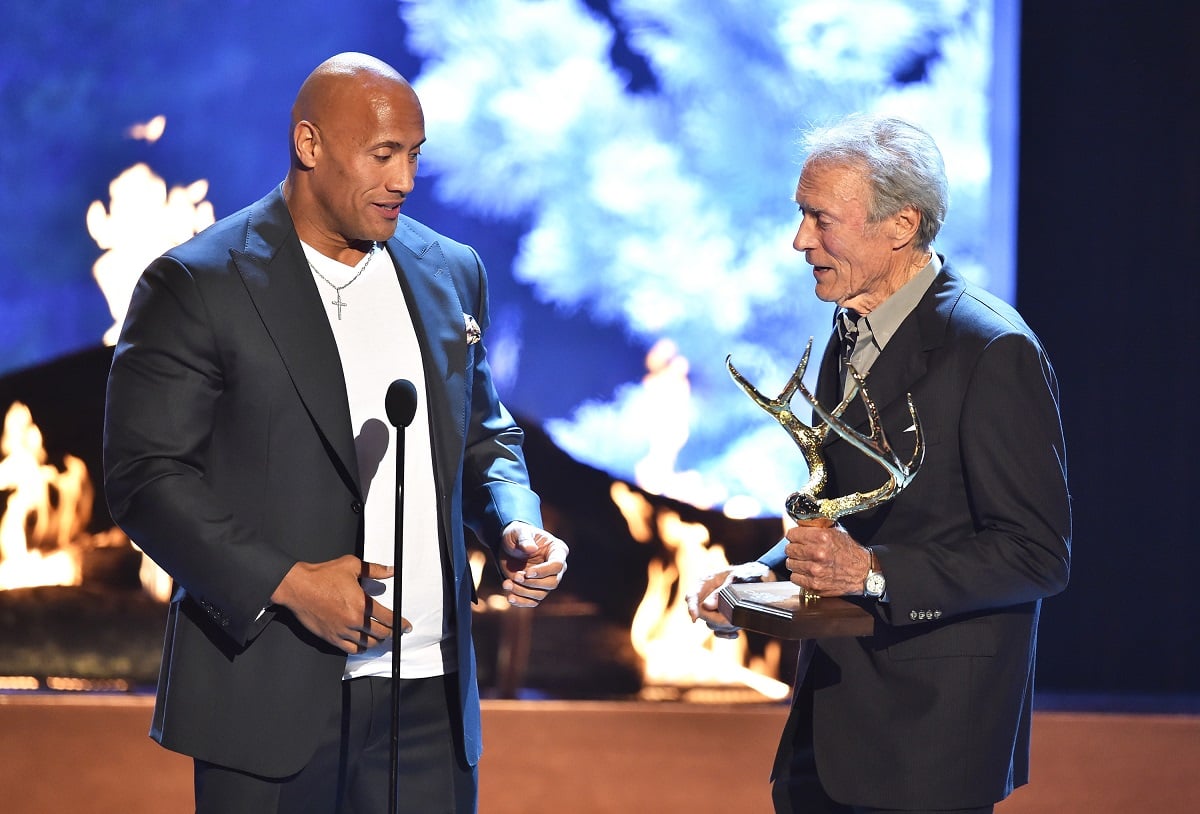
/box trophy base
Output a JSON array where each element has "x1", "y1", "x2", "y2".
[{"x1": 718, "y1": 581, "x2": 874, "y2": 639}]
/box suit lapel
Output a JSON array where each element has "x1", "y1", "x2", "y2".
[
  {"x1": 388, "y1": 218, "x2": 469, "y2": 485},
  {"x1": 229, "y1": 188, "x2": 362, "y2": 498},
  {"x1": 814, "y1": 324, "x2": 842, "y2": 410},
  {"x1": 836, "y1": 320, "x2": 929, "y2": 432},
  {"x1": 821, "y1": 266, "x2": 962, "y2": 447}
]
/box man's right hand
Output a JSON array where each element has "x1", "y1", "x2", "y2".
[{"x1": 270, "y1": 555, "x2": 409, "y2": 654}]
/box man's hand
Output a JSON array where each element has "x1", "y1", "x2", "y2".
[
  {"x1": 784, "y1": 523, "x2": 871, "y2": 597},
  {"x1": 270, "y1": 554, "x2": 411, "y2": 654},
  {"x1": 686, "y1": 561, "x2": 772, "y2": 639},
  {"x1": 500, "y1": 521, "x2": 569, "y2": 608}
]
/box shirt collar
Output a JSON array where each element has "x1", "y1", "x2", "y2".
[{"x1": 842, "y1": 252, "x2": 941, "y2": 352}]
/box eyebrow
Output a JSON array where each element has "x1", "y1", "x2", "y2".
[{"x1": 371, "y1": 138, "x2": 427, "y2": 151}]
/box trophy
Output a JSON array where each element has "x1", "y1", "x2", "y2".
[{"x1": 717, "y1": 338, "x2": 924, "y2": 639}]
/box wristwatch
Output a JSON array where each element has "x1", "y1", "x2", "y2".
[{"x1": 863, "y1": 547, "x2": 886, "y2": 599}]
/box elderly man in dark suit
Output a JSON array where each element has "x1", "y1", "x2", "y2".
[
  {"x1": 104, "y1": 52, "x2": 568, "y2": 813},
  {"x1": 690, "y1": 114, "x2": 1070, "y2": 814}
]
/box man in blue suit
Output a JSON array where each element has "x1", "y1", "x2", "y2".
[
  {"x1": 689, "y1": 115, "x2": 1070, "y2": 813},
  {"x1": 104, "y1": 52, "x2": 568, "y2": 813}
]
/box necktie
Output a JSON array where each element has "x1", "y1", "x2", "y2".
[{"x1": 839, "y1": 310, "x2": 860, "y2": 367}]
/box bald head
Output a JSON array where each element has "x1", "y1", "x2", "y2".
[
  {"x1": 291, "y1": 53, "x2": 418, "y2": 160},
  {"x1": 284, "y1": 52, "x2": 426, "y2": 259}
]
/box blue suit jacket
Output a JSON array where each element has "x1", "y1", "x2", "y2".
[
  {"x1": 764, "y1": 264, "x2": 1071, "y2": 809},
  {"x1": 104, "y1": 186, "x2": 541, "y2": 776}
]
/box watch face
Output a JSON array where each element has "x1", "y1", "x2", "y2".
[{"x1": 865, "y1": 572, "x2": 886, "y2": 596}]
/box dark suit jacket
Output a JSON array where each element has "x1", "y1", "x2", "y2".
[
  {"x1": 103, "y1": 186, "x2": 542, "y2": 777},
  {"x1": 763, "y1": 263, "x2": 1071, "y2": 809}
]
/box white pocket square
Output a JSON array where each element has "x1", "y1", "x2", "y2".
[{"x1": 463, "y1": 313, "x2": 481, "y2": 345}]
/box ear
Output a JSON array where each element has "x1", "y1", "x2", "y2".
[
  {"x1": 889, "y1": 205, "x2": 921, "y2": 247},
  {"x1": 293, "y1": 120, "x2": 319, "y2": 169}
]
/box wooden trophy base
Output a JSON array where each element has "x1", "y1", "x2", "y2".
[{"x1": 717, "y1": 581, "x2": 874, "y2": 639}]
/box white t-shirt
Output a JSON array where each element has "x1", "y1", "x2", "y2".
[{"x1": 301, "y1": 241, "x2": 453, "y2": 679}]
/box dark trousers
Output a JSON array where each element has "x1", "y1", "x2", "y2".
[
  {"x1": 195, "y1": 673, "x2": 477, "y2": 814},
  {"x1": 771, "y1": 683, "x2": 992, "y2": 814}
]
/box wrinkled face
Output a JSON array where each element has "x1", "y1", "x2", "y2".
[
  {"x1": 792, "y1": 161, "x2": 900, "y2": 311},
  {"x1": 305, "y1": 80, "x2": 425, "y2": 245}
]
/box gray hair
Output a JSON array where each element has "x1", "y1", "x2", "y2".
[{"x1": 800, "y1": 114, "x2": 948, "y2": 249}]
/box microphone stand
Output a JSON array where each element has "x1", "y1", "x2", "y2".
[{"x1": 384, "y1": 379, "x2": 417, "y2": 814}]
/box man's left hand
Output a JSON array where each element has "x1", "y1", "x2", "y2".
[
  {"x1": 500, "y1": 521, "x2": 569, "y2": 607},
  {"x1": 784, "y1": 523, "x2": 871, "y2": 597}
]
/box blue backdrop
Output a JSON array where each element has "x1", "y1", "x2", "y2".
[{"x1": 2, "y1": 0, "x2": 1015, "y2": 516}]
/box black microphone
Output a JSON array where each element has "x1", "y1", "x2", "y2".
[
  {"x1": 384, "y1": 378, "x2": 416, "y2": 814},
  {"x1": 385, "y1": 378, "x2": 418, "y2": 428}
]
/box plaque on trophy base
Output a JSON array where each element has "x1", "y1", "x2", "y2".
[{"x1": 717, "y1": 581, "x2": 874, "y2": 640}]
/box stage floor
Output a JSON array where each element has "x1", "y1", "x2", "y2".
[{"x1": 3, "y1": 693, "x2": 1198, "y2": 813}]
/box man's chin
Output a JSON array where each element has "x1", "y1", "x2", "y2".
[
  {"x1": 811, "y1": 269, "x2": 839, "y2": 303},
  {"x1": 812, "y1": 285, "x2": 839, "y2": 304}
]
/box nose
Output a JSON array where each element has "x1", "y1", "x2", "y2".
[
  {"x1": 793, "y1": 213, "x2": 817, "y2": 253},
  {"x1": 390, "y1": 158, "x2": 417, "y2": 197}
]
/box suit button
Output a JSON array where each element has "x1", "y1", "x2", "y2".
[{"x1": 351, "y1": 501, "x2": 363, "y2": 513}]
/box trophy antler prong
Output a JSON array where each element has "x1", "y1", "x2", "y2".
[
  {"x1": 726, "y1": 339, "x2": 860, "y2": 504},
  {"x1": 729, "y1": 338, "x2": 923, "y2": 525},
  {"x1": 794, "y1": 366, "x2": 924, "y2": 520}
]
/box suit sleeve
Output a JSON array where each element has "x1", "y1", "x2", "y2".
[
  {"x1": 103, "y1": 258, "x2": 292, "y2": 644},
  {"x1": 875, "y1": 331, "x2": 1072, "y2": 623},
  {"x1": 455, "y1": 247, "x2": 543, "y2": 550}
]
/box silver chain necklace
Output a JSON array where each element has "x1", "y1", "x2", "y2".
[{"x1": 308, "y1": 242, "x2": 379, "y2": 320}]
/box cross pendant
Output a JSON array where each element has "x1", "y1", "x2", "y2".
[{"x1": 332, "y1": 291, "x2": 347, "y2": 320}]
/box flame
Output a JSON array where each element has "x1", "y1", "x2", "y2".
[
  {"x1": 614, "y1": 338, "x2": 790, "y2": 701},
  {"x1": 0, "y1": 401, "x2": 171, "y2": 601},
  {"x1": 0, "y1": 403, "x2": 84, "y2": 589},
  {"x1": 134, "y1": 538, "x2": 174, "y2": 602},
  {"x1": 617, "y1": 483, "x2": 788, "y2": 701},
  {"x1": 127, "y1": 115, "x2": 167, "y2": 143},
  {"x1": 87, "y1": 160, "x2": 215, "y2": 346},
  {"x1": 631, "y1": 338, "x2": 729, "y2": 509}
]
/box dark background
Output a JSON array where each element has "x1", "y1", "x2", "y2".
[{"x1": 1017, "y1": 3, "x2": 1199, "y2": 700}]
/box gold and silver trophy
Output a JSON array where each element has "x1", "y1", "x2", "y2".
[{"x1": 717, "y1": 339, "x2": 924, "y2": 639}]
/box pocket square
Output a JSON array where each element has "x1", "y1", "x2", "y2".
[{"x1": 463, "y1": 313, "x2": 481, "y2": 345}]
